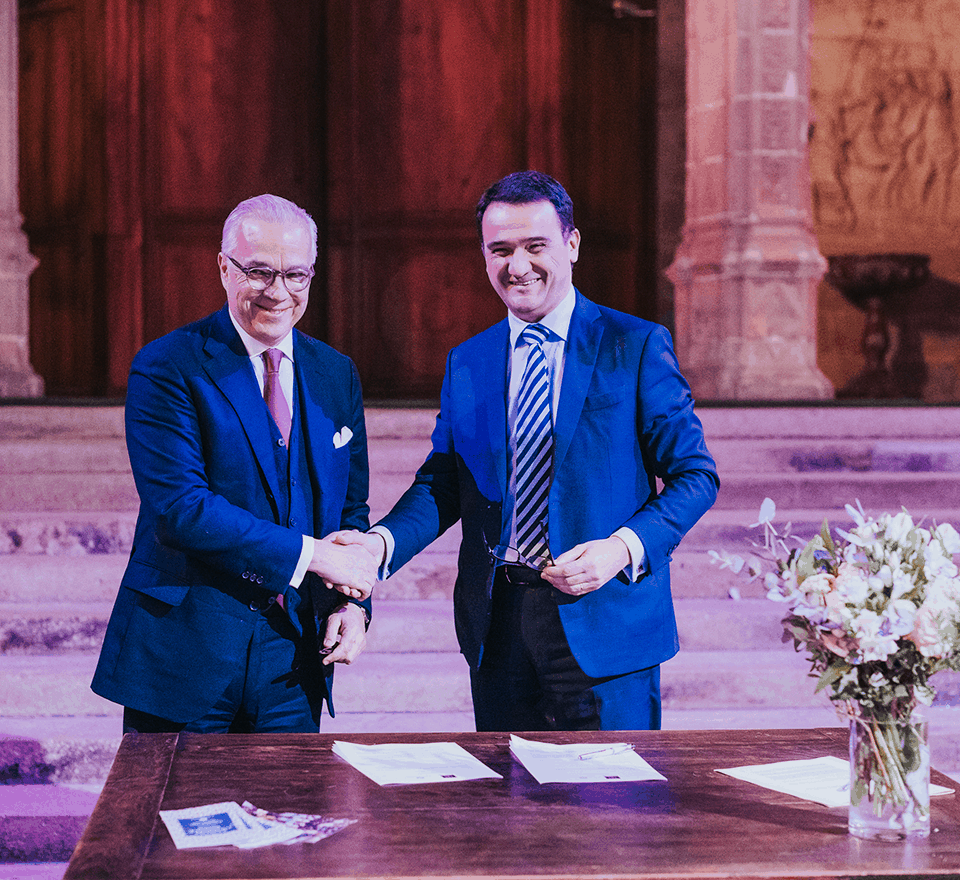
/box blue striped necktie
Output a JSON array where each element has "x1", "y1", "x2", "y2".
[{"x1": 515, "y1": 323, "x2": 553, "y2": 566}]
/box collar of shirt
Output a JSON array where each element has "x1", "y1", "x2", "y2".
[
  {"x1": 228, "y1": 309, "x2": 296, "y2": 363},
  {"x1": 507, "y1": 286, "x2": 576, "y2": 349},
  {"x1": 227, "y1": 309, "x2": 296, "y2": 411}
]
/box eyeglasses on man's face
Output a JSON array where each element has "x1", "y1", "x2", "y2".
[{"x1": 226, "y1": 255, "x2": 315, "y2": 293}]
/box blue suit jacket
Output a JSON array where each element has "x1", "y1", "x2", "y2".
[
  {"x1": 92, "y1": 306, "x2": 370, "y2": 721},
  {"x1": 379, "y1": 292, "x2": 718, "y2": 678}
]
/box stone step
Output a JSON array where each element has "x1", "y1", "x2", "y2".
[
  {"x1": 0, "y1": 717, "x2": 120, "y2": 786},
  {"x1": 712, "y1": 470, "x2": 960, "y2": 511},
  {"x1": 7, "y1": 434, "x2": 960, "y2": 478},
  {"x1": 0, "y1": 598, "x2": 791, "y2": 655},
  {"x1": 6, "y1": 464, "x2": 960, "y2": 516},
  {"x1": 707, "y1": 437, "x2": 960, "y2": 474},
  {"x1": 0, "y1": 783, "x2": 100, "y2": 865},
  {"x1": 4, "y1": 504, "x2": 957, "y2": 558},
  {"x1": 5, "y1": 404, "x2": 960, "y2": 443},
  {"x1": 7, "y1": 646, "x2": 960, "y2": 721},
  {"x1": 0, "y1": 533, "x2": 945, "y2": 605}
]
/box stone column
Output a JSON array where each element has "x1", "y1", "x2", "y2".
[
  {"x1": 0, "y1": 0, "x2": 41, "y2": 398},
  {"x1": 667, "y1": 0, "x2": 832, "y2": 400}
]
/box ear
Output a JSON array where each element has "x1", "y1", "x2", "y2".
[
  {"x1": 567, "y1": 228, "x2": 581, "y2": 264},
  {"x1": 217, "y1": 252, "x2": 230, "y2": 290}
]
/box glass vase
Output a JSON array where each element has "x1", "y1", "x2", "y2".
[{"x1": 848, "y1": 704, "x2": 930, "y2": 841}]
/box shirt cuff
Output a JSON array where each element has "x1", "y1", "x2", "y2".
[
  {"x1": 367, "y1": 524, "x2": 394, "y2": 579},
  {"x1": 290, "y1": 535, "x2": 314, "y2": 588},
  {"x1": 613, "y1": 527, "x2": 646, "y2": 582}
]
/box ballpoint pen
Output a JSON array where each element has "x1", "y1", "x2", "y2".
[{"x1": 577, "y1": 744, "x2": 635, "y2": 760}]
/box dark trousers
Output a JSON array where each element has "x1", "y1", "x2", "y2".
[
  {"x1": 123, "y1": 600, "x2": 323, "y2": 734},
  {"x1": 470, "y1": 567, "x2": 661, "y2": 732}
]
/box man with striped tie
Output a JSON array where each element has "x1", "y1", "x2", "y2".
[{"x1": 342, "y1": 171, "x2": 719, "y2": 731}]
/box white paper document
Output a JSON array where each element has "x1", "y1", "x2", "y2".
[
  {"x1": 508, "y1": 735, "x2": 667, "y2": 784},
  {"x1": 717, "y1": 755, "x2": 955, "y2": 808},
  {"x1": 331, "y1": 740, "x2": 502, "y2": 786}
]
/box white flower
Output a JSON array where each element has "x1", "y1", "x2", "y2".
[
  {"x1": 908, "y1": 591, "x2": 959, "y2": 659},
  {"x1": 751, "y1": 497, "x2": 776, "y2": 528},
  {"x1": 886, "y1": 511, "x2": 915, "y2": 545},
  {"x1": 935, "y1": 522, "x2": 960, "y2": 555},
  {"x1": 925, "y1": 540, "x2": 960, "y2": 580},
  {"x1": 850, "y1": 609, "x2": 899, "y2": 661},
  {"x1": 800, "y1": 573, "x2": 833, "y2": 595},
  {"x1": 765, "y1": 570, "x2": 799, "y2": 602},
  {"x1": 833, "y1": 562, "x2": 869, "y2": 604},
  {"x1": 887, "y1": 568, "x2": 914, "y2": 601},
  {"x1": 883, "y1": 599, "x2": 917, "y2": 638},
  {"x1": 708, "y1": 549, "x2": 745, "y2": 573}
]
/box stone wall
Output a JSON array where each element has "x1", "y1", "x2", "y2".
[{"x1": 811, "y1": 0, "x2": 960, "y2": 400}]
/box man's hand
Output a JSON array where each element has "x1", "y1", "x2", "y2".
[
  {"x1": 330, "y1": 529, "x2": 387, "y2": 567},
  {"x1": 540, "y1": 536, "x2": 630, "y2": 596},
  {"x1": 308, "y1": 536, "x2": 377, "y2": 600},
  {"x1": 320, "y1": 603, "x2": 367, "y2": 665}
]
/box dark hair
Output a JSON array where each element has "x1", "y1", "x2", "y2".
[{"x1": 475, "y1": 171, "x2": 575, "y2": 243}]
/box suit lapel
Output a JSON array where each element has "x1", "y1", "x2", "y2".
[
  {"x1": 554, "y1": 293, "x2": 602, "y2": 475},
  {"x1": 202, "y1": 307, "x2": 284, "y2": 507}
]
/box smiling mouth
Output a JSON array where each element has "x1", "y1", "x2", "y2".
[{"x1": 508, "y1": 277, "x2": 540, "y2": 289}]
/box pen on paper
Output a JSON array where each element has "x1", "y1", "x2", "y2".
[{"x1": 577, "y1": 745, "x2": 635, "y2": 761}]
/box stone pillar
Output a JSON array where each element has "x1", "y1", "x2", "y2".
[
  {"x1": 667, "y1": 0, "x2": 832, "y2": 400},
  {"x1": 0, "y1": 0, "x2": 41, "y2": 398}
]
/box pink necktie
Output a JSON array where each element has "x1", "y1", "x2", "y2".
[{"x1": 262, "y1": 349, "x2": 291, "y2": 445}]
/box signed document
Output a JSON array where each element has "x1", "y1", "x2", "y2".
[
  {"x1": 717, "y1": 756, "x2": 954, "y2": 808},
  {"x1": 332, "y1": 740, "x2": 502, "y2": 786},
  {"x1": 509, "y1": 735, "x2": 668, "y2": 784}
]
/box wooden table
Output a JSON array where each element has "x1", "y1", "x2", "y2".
[{"x1": 64, "y1": 729, "x2": 960, "y2": 880}]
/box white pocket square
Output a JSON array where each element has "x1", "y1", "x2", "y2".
[{"x1": 333, "y1": 426, "x2": 353, "y2": 449}]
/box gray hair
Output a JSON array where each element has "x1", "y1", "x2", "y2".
[{"x1": 221, "y1": 194, "x2": 318, "y2": 264}]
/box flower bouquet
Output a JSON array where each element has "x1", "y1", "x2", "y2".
[{"x1": 711, "y1": 499, "x2": 960, "y2": 840}]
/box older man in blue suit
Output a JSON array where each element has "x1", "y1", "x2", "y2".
[
  {"x1": 340, "y1": 171, "x2": 720, "y2": 731},
  {"x1": 93, "y1": 194, "x2": 377, "y2": 733}
]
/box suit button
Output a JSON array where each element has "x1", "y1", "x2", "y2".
[
  {"x1": 277, "y1": 438, "x2": 285, "y2": 447},
  {"x1": 256, "y1": 576, "x2": 264, "y2": 585},
  {"x1": 289, "y1": 517, "x2": 297, "y2": 527},
  {"x1": 241, "y1": 571, "x2": 250, "y2": 580},
  {"x1": 248, "y1": 601, "x2": 259, "y2": 611}
]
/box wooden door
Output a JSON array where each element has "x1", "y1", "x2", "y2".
[
  {"x1": 19, "y1": 0, "x2": 326, "y2": 396},
  {"x1": 20, "y1": 0, "x2": 108, "y2": 396},
  {"x1": 325, "y1": 0, "x2": 659, "y2": 399}
]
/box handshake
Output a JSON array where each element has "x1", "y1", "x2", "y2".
[{"x1": 307, "y1": 530, "x2": 387, "y2": 600}]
